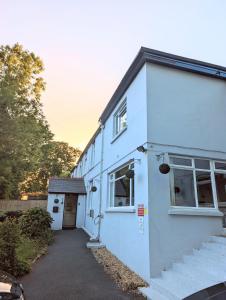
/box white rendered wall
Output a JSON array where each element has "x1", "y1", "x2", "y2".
[
  {"x1": 47, "y1": 194, "x2": 65, "y2": 230},
  {"x1": 76, "y1": 195, "x2": 86, "y2": 228},
  {"x1": 73, "y1": 65, "x2": 151, "y2": 281},
  {"x1": 146, "y1": 63, "x2": 226, "y2": 276},
  {"x1": 100, "y1": 65, "x2": 151, "y2": 281}
]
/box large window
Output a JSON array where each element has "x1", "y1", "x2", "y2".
[
  {"x1": 109, "y1": 162, "x2": 134, "y2": 207},
  {"x1": 170, "y1": 156, "x2": 226, "y2": 208},
  {"x1": 113, "y1": 100, "x2": 127, "y2": 136}
]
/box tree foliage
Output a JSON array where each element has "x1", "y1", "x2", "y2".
[
  {"x1": 0, "y1": 44, "x2": 52, "y2": 198},
  {"x1": 21, "y1": 141, "x2": 81, "y2": 193},
  {"x1": 0, "y1": 44, "x2": 81, "y2": 198}
]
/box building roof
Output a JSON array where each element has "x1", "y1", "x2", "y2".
[
  {"x1": 48, "y1": 177, "x2": 86, "y2": 194},
  {"x1": 75, "y1": 46, "x2": 226, "y2": 167},
  {"x1": 100, "y1": 47, "x2": 226, "y2": 124}
]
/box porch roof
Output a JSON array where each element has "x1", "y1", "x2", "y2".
[{"x1": 48, "y1": 177, "x2": 86, "y2": 194}]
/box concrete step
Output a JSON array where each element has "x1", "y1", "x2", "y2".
[
  {"x1": 145, "y1": 235, "x2": 226, "y2": 300},
  {"x1": 139, "y1": 286, "x2": 169, "y2": 300}
]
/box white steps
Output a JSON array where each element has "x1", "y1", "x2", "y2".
[{"x1": 141, "y1": 236, "x2": 226, "y2": 300}]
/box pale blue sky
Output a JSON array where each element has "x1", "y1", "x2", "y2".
[{"x1": 1, "y1": 0, "x2": 226, "y2": 148}]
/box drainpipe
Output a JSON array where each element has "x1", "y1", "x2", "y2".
[{"x1": 96, "y1": 122, "x2": 105, "y2": 241}]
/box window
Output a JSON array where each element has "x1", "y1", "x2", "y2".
[
  {"x1": 90, "y1": 142, "x2": 95, "y2": 167},
  {"x1": 109, "y1": 162, "x2": 134, "y2": 207},
  {"x1": 113, "y1": 100, "x2": 127, "y2": 136},
  {"x1": 169, "y1": 156, "x2": 226, "y2": 208}
]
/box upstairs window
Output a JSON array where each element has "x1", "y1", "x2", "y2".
[
  {"x1": 113, "y1": 100, "x2": 127, "y2": 136},
  {"x1": 109, "y1": 162, "x2": 134, "y2": 208},
  {"x1": 90, "y1": 142, "x2": 95, "y2": 167}
]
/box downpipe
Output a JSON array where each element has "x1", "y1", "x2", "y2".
[{"x1": 96, "y1": 123, "x2": 105, "y2": 241}]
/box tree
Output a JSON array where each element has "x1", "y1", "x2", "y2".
[
  {"x1": 0, "y1": 44, "x2": 53, "y2": 198},
  {"x1": 20, "y1": 141, "x2": 81, "y2": 193}
]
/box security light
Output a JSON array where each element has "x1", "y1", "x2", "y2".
[{"x1": 137, "y1": 145, "x2": 147, "y2": 153}]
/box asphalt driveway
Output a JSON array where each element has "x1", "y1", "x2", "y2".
[{"x1": 21, "y1": 229, "x2": 143, "y2": 300}]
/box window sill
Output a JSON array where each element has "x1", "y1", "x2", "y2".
[
  {"x1": 168, "y1": 207, "x2": 223, "y2": 217},
  {"x1": 105, "y1": 207, "x2": 136, "y2": 213},
  {"x1": 111, "y1": 127, "x2": 127, "y2": 144}
]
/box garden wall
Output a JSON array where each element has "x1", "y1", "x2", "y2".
[{"x1": 0, "y1": 200, "x2": 47, "y2": 211}]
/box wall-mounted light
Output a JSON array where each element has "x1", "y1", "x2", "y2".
[{"x1": 137, "y1": 145, "x2": 147, "y2": 153}]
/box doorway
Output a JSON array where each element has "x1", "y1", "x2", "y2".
[{"x1": 63, "y1": 194, "x2": 78, "y2": 229}]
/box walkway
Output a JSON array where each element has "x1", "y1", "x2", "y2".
[{"x1": 21, "y1": 229, "x2": 143, "y2": 300}]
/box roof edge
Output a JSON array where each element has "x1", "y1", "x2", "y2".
[{"x1": 73, "y1": 47, "x2": 226, "y2": 171}]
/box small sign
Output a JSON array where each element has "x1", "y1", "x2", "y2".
[{"x1": 138, "y1": 204, "x2": 144, "y2": 216}]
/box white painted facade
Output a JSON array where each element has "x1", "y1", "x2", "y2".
[
  {"x1": 47, "y1": 194, "x2": 65, "y2": 230},
  {"x1": 60, "y1": 49, "x2": 226, "y2": 289}
]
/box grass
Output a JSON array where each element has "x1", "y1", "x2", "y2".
[{"x1": 16, "y1": 236, "x2": 45, "y2": 265}]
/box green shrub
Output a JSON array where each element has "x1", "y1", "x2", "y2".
[
  {"x1": 0, "y1": 219, "x2": 20, "y2": 276},
  {"x1": 19, "y1": 207, "x2": 53, "y2": 240}
]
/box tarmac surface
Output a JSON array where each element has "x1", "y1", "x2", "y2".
[{"x1": 21, "y1": 229, "x2": 144, "y2": 300}]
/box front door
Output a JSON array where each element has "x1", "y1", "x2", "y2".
[{"x1": 63, "y1": 194, "x2": 77, "y2": 228}]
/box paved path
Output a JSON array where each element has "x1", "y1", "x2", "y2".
[{"x1": 21, "y1": 230, "x2": 144, "y2": 300}]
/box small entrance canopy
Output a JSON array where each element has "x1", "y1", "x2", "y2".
[{"x1": 48, "y1": 177, "x2": 86, "y2": 194}]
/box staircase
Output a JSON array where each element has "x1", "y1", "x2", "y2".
[{"x1": 140, "y1": 236, "x2": 226, "y2": 300}]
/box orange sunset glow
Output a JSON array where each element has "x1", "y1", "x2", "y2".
[{"x1": 1, "y1": 0, "x2": 226, "y2": 150}]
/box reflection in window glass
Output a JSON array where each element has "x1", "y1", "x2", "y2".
[
  {"x1": 170, "y1": 157, "x2": 192, "y2": 166},
  {"x1": 215, "y1": 173, "x2": 226, "y2": 203},
  {"x1": 196, "y1": 171, "x2": 214, "y2": 207},
  {"x1": 215, "y1": 162, "x2": 226, "y2": 170},
  {"x1": 195, "y1": 159, "x2": 210, "y2": 170},
  {"x1": 172, "y1": 169, "x2": 196, "y2": 207},
  {"x1": 115, "y1": 165, "x2": 129, "y2": 179},
  {"x1": 109, "y1": 163, "x2": 134, "y2": 207},
  {"x1": 114, "y1": 177, "x2": 130, "y2": 207}
]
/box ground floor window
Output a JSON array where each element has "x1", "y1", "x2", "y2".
[
  {"x1": 170, "y1": 155, "x2": 226, "y2": 208},
  {"x1": 109, "y1": 162, "x2": 134, "y2": 207}
]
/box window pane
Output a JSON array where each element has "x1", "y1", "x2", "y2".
[
  {"x1": 172, "y1": 169, "x2": 196, "y2": 206},
  {"x1": 215, "y1": 162, "x2": 226, "y2": 171},
  {"x1": 215, "y1": 173, "x2": 226, "y2": 203},
  {"x1": 109, "y1": 181, "x2": 114, "y2": 206},
  {"x1": 170, "y1": 157, "x2": 192, "y2": 166},
  {"x1": 120, "y1": 110, "x2": 127, "y2": 130},
  {"x1": 115, "y1": 165, "x2": 129, "y2": 179},
  {"x1": 196, "y1": 171, "x2": 214, "y2": 208},
  {"x1": 195, "y1": 159, "x2": 210, "y2": 170},
  {"x1": 114, "y1": 177, "x2": 130, "y2": 207}
]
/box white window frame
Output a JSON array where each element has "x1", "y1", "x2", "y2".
[
  {"x1": 169, "y1": 155, "x2": 226, "y2": 210},
  {"x1": 108, "y1": 162, "x2": 134, "y2": 209},
  {"x1": 90, "y1": 142, "x2": 95, "y2": 167},
  {"x1": 113, "y1": 99, "x2": 127, "y2": 137}
]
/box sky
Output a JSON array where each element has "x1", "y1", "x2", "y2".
[{"x1": 1, "y1": 0, "x2": 226, "y2": 150}]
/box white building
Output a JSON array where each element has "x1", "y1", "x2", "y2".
[{"x1": 48, "y1": 47, "x2": 226, "y2": 299}]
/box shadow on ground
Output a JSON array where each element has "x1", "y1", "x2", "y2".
[{"x1": 21, "y1": 229, "x2": 145, "y2": 300}]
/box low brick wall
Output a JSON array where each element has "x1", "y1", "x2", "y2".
[{"x1": 0, "y1": 200, "x2": 47, "y2": 211}]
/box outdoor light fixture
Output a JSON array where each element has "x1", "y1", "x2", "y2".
[
  {"x1": 91, "y1": 186, "x2": 97, "y2": 192},
  {"x1": 125, "y1": 169, "x2": 135, "y2": 179},
  {"x1": 159, "y1": 163, "x2": 170, "y2": 174},
  {"x1": 137, "y1": 145, "x2": 147, "y2": 153}
]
